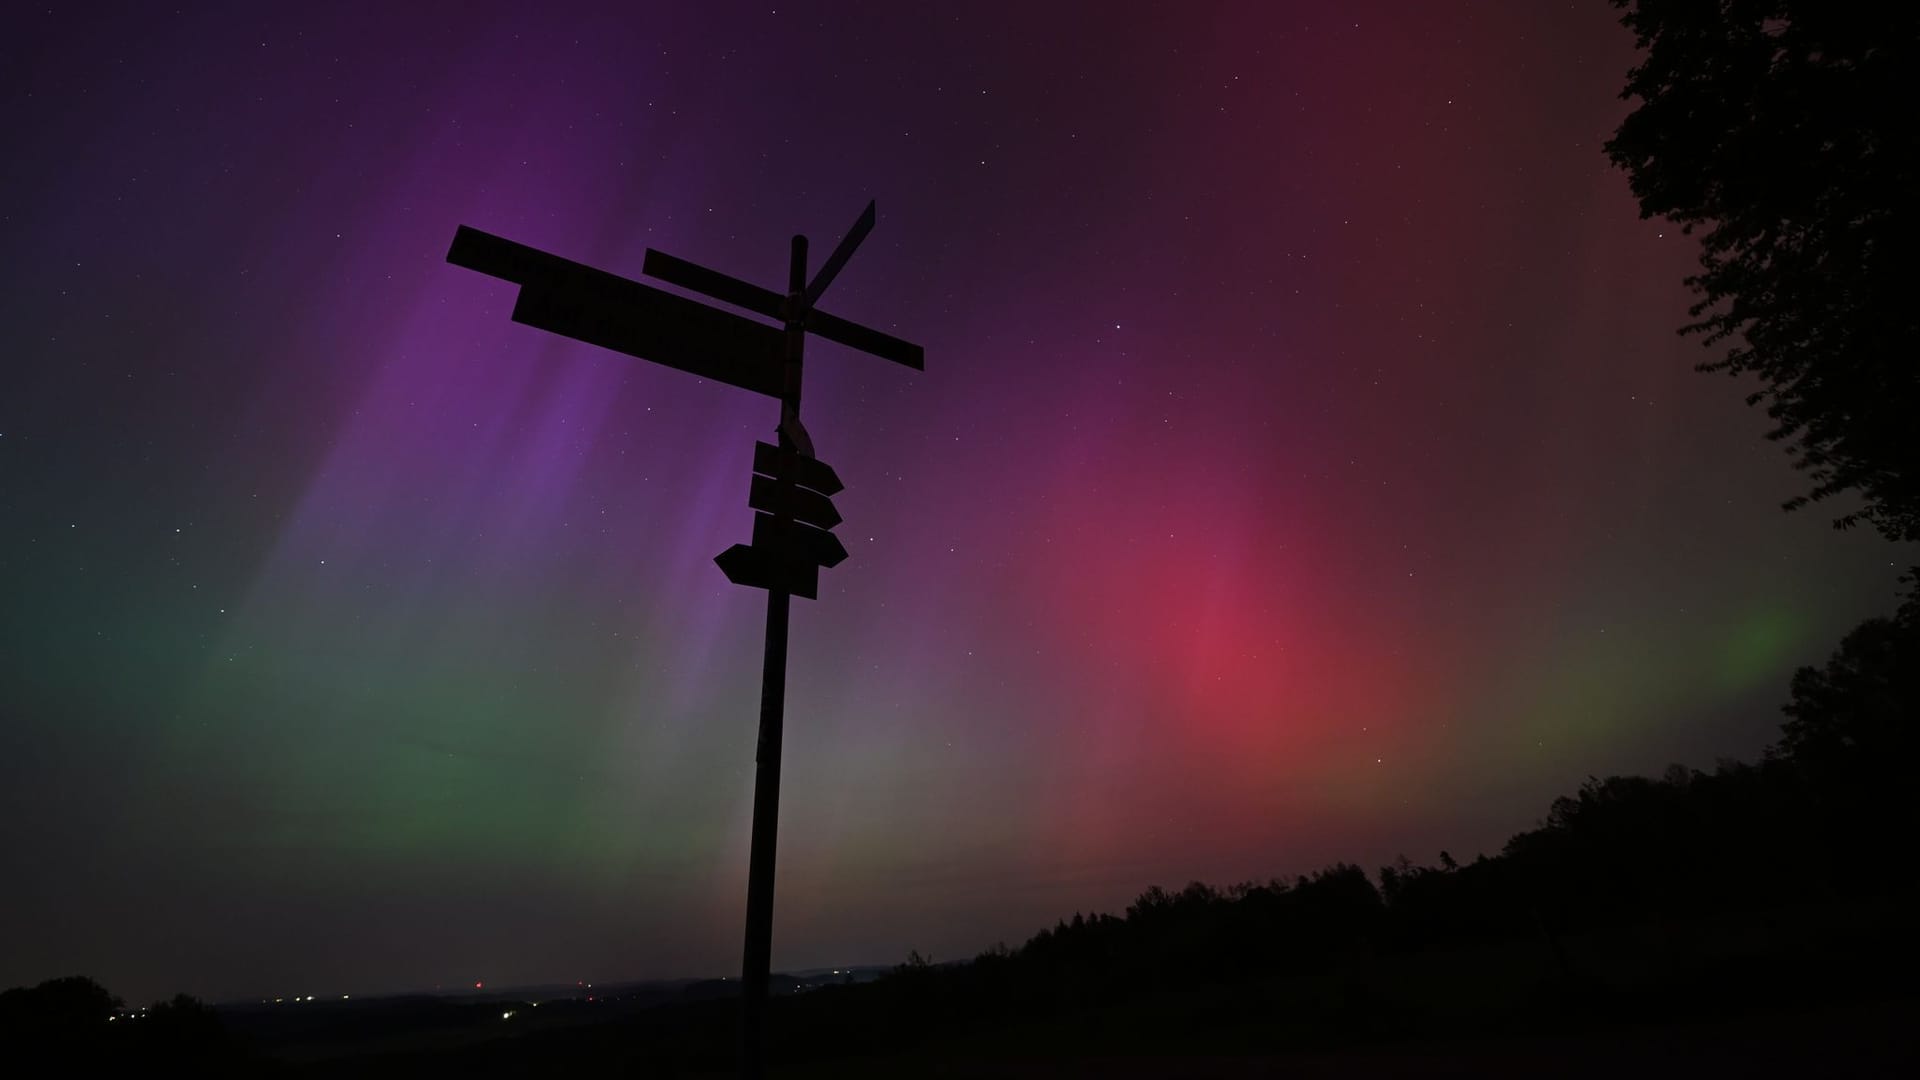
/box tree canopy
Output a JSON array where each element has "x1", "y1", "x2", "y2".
[{"x1": 1604, "y1": 1, "x2": 1920, "y2": 542}]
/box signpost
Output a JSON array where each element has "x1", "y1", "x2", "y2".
[{"x1": 448, "y1": 202, "x2": 922, "y2": 1078}]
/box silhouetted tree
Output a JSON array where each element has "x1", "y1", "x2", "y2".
[
  {"x1": 1774, "y1": 597, "x2": 1920, "y2": 877},
  {"x1": 134, "y1": 993, "x2": 238, "y2": 1068},
  {"x1": 1778, "y1": 603, "x2": 1920, "y2": 768},
  {"x1": 0, "y1": 975, "x2": 119, "y2": 1039},
  {"x1": 0, "y1": 979, "x2": 245, "y2": 1072},
  {"x1": 1605, "y1": 2, "x2": 1920, "y2": 541}
]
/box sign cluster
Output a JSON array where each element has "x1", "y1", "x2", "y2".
[
  {"x1": 715, "y1": 441, "x2": 848, "y2": 599},
  {"x1": 447, "y1": 201, "x2": 921, "y2": 1080},
  {"x1": 447, "y1": 201, "x2": 918, "y2": 603}
]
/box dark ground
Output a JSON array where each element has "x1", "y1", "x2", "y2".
[
  {"x1": 274, "y1": 899, "x2": 1916, "y2": 1078},
  {"x1": 777, "y1": 998, "x2": 1919, "y2": 1078}
]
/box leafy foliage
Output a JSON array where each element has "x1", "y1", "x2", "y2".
[
  {"x1": 1604, "y1": 1, "x2": 1920, "y2": 540},
  {"x1": 1778, "y1": 595, "x2": 1920, "y2": 789}
]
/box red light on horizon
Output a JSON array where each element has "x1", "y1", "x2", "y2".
[{"x1": 474, "y1": 981, "x2": 484, "y2": 990}]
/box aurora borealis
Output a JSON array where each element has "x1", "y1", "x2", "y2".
[{"x1": 1, "y1": 2, "x2": 1904, "y2": 1003}]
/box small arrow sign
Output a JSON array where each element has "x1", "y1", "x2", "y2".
[
  {"x1": 752, "y1": 513, "x2": 849, "y2": 568},
  {"x1": 716, "y1": 543, "x2": 820, "y2": 600},
  {"x1": 748, "y1": 475, "x2": 842, "y2": 531},
  {"x1": 751, "y1": 441, "x2": 843, "y2": 496}
]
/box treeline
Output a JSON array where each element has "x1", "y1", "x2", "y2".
[
  {"x1": 8, "y1": 601, "x2": 1914, "y2": 1070},
  {"x1": 849, "y1": 597, "x2": 1920, "y2": 1027},
  {"x1": 0, "y1": 976, "x2": 248, "y2": 1071}
]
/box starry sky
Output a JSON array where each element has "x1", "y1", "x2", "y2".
[{"x1": 0, "y1": 2, "x2": 1904, "y2": 1004}]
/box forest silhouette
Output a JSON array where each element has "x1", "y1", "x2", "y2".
[{"x1": 7, "y1": 602, "x2": 1914, "y2": 1073}]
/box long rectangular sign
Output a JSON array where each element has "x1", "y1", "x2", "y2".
[{"x1": 449, "y1": 226, "x2": 786, "y2": 397}]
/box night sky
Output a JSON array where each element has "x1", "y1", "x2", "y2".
[{"x1": 1, "y1": 2, "x2": 1902, "y2": 1004}]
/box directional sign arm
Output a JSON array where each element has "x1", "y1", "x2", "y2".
[
  {"x1": 508, "y1": 283, "x2": 785, "y2": 398},
  {"x1": 803, "y1": 200, "x2": 875, "y2": 308},
  {"x1": 448, "y1": 225, "x2": 787, "y2": 398},
  {"x1": 449, "y1": 225, "x2": 540, "y2": 281},
  {"x1": 804, "y1": 308, "x2": 925, "y2": 371},
  {"x1": 752, "y1": 513, "x2": 848, "y2": 568},
  {"x1": 717, "y1": 544, "x2": 819, "y2": 600},
  {"x1": 642, "y1": 249, "x2": 787, "y2": 322},
  {"x1": 450, "y1": 225, "x2": 641, "y2": 297}
]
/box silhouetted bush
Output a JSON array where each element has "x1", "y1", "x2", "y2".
[{"x1": 0, "y1": 977, "x2": 250, "y2": 1072}]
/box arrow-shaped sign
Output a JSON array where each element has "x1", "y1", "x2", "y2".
[
  {"x1": 752, "y1": 512, "x2": 849, "y2": 568},
  {"x1": 751, "y1": 441, "x2": 843, "y2": 496},
  {"x1": 716, "y1": 543, "x2": 820, "y2": 600},
  {"x1": 748, "y1": 474, "x2": 842, "y2": 531}
]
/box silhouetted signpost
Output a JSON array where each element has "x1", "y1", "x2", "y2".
[{"x1": 446, "y1": 202, "x2": 922, "y2": 1077}]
